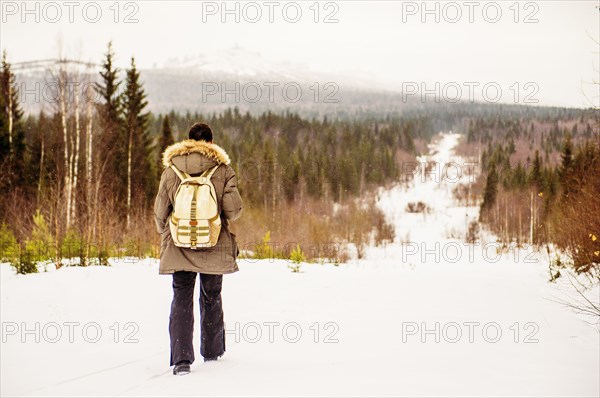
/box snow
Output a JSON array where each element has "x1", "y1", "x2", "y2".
[
  {"x1": 159, "y1": 46, "x2": 382, "y2": 91},
  {"x1": 1, "y1": 133, "x2": 598, "y2": 397},
  {"x1": 163, "y1": 47, "x2": 291, "y2": 78}
]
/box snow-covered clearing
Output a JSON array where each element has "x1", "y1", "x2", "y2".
[{"x1": 1, "y1": 133, "x2": 598, "y2": 397}]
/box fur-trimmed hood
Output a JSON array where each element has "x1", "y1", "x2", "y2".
[
  {"x1": 162, "y1": 140, "x2": 231, "y2": 169},
  {"x1": 155, "y1": 139, "x2": 243, "y2": 275}
]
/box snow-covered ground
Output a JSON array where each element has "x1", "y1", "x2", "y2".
[{"x1": 1, "y1": 133, "x2": 598, "y2": 397}]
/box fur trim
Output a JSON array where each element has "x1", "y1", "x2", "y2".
[{"x1": 162, "y1": 140, "x2": 231, "y2": 168}]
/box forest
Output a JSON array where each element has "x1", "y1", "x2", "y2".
[
  {"x1": 467, "y1": 114, "x2": 599, "y2": 276},
  {"x1": 0, "y1": 44, "x2": 432, "y2": 271},
  {"x1": 0, "y1": 43, "x2": 598, "y2": 279}
]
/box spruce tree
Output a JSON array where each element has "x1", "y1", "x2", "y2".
[
  {"x1": 513, "y1": 161, "x2": 527, "y2": 189},
  {"x1": 0, "y1": 50, "x2": 26, "y2": 203},
  {"x1": 95, "y1": 42, "x2": 125, "y2": 202},
  {"x1": 559, "y1": 133, "x2": 573, "y2": 191},
  {"x1": 481, "y1": 162, "x2": 499, "y2": 212},
  {"x1": 122, "y1": 57, "x2": 152, "y2": 226},
  {"x1": 96, "y1": 42, "x2": 121, "y2": 133},
  {"x1": 158, "y1": 115, "x2": 174, "y2": 169},
  {"x1": 529, "y1": 150, "x2": 542, "y2": 189}
]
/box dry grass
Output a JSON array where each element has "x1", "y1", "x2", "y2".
[{"x1": 234, "y1": 191, "x2": 394, "y2": 262}]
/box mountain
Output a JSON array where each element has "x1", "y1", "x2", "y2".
[
  {"x1": 161, "y1": 46, "x2": 299, "y2": 79},
  {"x1": 14, "y1": 46, "x2": 410, "y2": 117}
]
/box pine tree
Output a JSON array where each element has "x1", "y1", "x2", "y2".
[
  {"x1": 122, "y1": 57, "x2": 151, "y2": 227},
  {"x1": 0, "y1": 50, "x2": 26, "y2": 208},
  {"x1": 481, "y1": 162, "x2": 499, "y2": 212},
  {"x1": 529, "y1": 150, "x2": 542, "y2": 189},
  {"x1": 95, "y1": 42, "x2": 125, "y2": 201},
  {"x1": 508, "y1": 138, "x2": 516, "y2": 154},
  {"x1": 0, "y1": 50, "x2": 23, "y2": 157},
  {"x1": 512, "y1": 161, "x2": 527, "y2": 189},
  {"x1": 559, "y1": 133, "x2": 573, "y2": 191},
  {"x1": 158, "y1": 115, "x2": 174, "y2": 172},
  {"x1": 96, "y1": 42, "x2": 121, "y2": 133}
]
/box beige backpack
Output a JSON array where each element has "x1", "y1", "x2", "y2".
[{"x1": 169, "y1": 164, "x2": 221, "y2": 249}]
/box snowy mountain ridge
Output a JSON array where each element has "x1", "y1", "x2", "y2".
[{"x1": 159, "y1": 46, "x2": 382, "y2": 90}]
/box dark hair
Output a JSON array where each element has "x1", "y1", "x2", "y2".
[{"x1": 188, "y1": 123, "x2": 213, "y2": 142}]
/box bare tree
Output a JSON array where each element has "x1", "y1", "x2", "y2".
[
  {"x1": 70, "y1": 70, "x2": 82, "y2": 225},
  {"x1": 57, "y1": 62, "x2": 72, "y2": 229}
]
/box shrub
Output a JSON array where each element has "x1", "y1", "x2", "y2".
[
  {"x1": 289, "y1": 244, "x2": 305, "y2": 273},
  {"x1": 25, "y1": 210, "x2": 55, "y2": 263},
  {"x1": 13, "y1": 245, "x2": 38, "y2": 275},
  {"x1": 466, "y1": 221, "x2": 480, "y2": 244},
  {"x1": 254, "y1": 231, "x2": 276, "y2": 260},
  {"x1": 61, "y1": 229, "x2": 86, "y2": 266},
  {"x1": 0, "y1": 224, "x2": 37, "y2": 274},
  {"x1": 0, "y1": 223, "x2": 19, "y2": 263}
]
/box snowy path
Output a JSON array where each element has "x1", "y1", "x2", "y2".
[{"x1": 1, "y1": 133, "x2": 598, "y2": 397}]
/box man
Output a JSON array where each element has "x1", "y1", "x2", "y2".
[{"x1": 154, "y1": 123, "x2": 243, "y2": 376}]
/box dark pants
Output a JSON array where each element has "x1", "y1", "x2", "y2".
[{"x1": 169, "y1": 271, "x2": 225, "y2": 366}]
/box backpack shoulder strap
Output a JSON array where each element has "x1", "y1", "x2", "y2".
[
  {"x1": 202, "y1": 164, "x2": 220, "y2": 180},
  {"x1": 170, "y1": 164, "x2": 190, "y2": 181}
]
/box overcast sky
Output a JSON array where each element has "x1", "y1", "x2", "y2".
[{"x1": 1, "y1": 1, "x2": 598, "y2": 108}]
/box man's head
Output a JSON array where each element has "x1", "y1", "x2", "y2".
[{"x1": 188, "y1": 123, "x2": 213, "y2": 142}]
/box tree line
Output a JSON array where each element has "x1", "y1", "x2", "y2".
[
  {"x1": 0, "y1": 43, "x2": 431, "y2": 272},
  {"x1": 473, "y1": 115, "x2": 599, "y2": 277},
  {"x1": 4, "y1": 42, "x2": 596, "y2": 276}
]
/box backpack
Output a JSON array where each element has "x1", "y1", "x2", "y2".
[{"x1": 169, "y1": 164, "x2": 221, "y2": 249}]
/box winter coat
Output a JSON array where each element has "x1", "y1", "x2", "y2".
[{"x1": 154, "y1": 140, "x2": 243, "y2": 275}]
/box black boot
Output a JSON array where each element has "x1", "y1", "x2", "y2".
[{"x1": 173, "y1": 361, "x2": 191, "y2": 376}]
